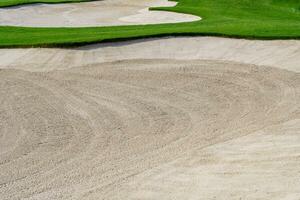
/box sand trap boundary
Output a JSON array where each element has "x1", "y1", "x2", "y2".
[
  {"x1": 0, "y1": 37, "x2": 299, "y2": 72},
  {"x1": 0, "y1": 0, "x2": 200, "y2": 27}
]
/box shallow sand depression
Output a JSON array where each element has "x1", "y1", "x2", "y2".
[
  {"x1": 0, "y1": 37, "x2": 299, "y2": 199},
  {"x1": 0, "y1": 0, "x2": 200, "y2": 27}
]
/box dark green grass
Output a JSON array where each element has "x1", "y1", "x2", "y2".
[{"x1": 0, "y1": 0, "x2": 299, "y2": 48}]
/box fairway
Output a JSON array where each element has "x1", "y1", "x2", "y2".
[{"x1": 0, "y1": 0, "x2": 299, "y2": 47}]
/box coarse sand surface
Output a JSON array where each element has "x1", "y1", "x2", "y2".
[{"x1": 0, "y1": 37, "x2": 299, "y2": 199}]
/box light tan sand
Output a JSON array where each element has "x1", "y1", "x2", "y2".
[
  {"x1": 0, "y1": 37, "x2": 299, "y2": 72},
  {"x1": 0, "y1": 37, "x2": 299, "y2": 199},
  {"x1": 0, "y1": 0, "x2": 200, "y2": 27}
]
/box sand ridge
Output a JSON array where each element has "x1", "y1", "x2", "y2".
[
  {"x1": 0, "y1": 37, "x2": 299, "y2": 72},
  {"x1": 0, "y1": 0, "x2": 200, "y2": 27}
]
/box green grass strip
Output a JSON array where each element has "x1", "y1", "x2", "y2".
[{"x1": 0, "y1": 0, "x2": 299, "y2": 48}]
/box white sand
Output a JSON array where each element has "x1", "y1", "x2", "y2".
[
  {"x1": 0, "y1": 37, "x2": 299, "y2": 200},
  {"x1": 0, "y1": 0, "x2": 200, "y2": 27},
  {"x1": 0, "y1": 37, "x2": 299, "y2": 72}
]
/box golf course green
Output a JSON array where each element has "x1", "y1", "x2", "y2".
[{"x1": 0, "y1": 0, "x2": 299, "y2": 47}]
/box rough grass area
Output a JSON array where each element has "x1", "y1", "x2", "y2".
[{"x1": 0, "y1": 0, "x2": 299, "y2": 47}]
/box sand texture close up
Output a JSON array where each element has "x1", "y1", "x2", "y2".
[{"x1": 0, "y1": 37, "x2": 299, "y2": 199}]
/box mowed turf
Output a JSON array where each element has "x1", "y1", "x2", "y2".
[{"x1": 0, "y1": 0, "x2": 299, "y2": 47}]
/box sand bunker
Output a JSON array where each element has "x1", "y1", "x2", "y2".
[
  {"x1": 0, "y1": 0, "x2": 200, "y2": 27},
  {"x1": 0, "y1": 37, "x2": 299, "y2": 199},
  {"x1": 0, "y1": 37, "x2": 299, "y2": 72}
]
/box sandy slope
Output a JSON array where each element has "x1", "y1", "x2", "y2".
[
  {"x1": 0, "y1": 0, "x2": 200, "y2": 27},
  {"x1": 0, "y1": 37, "x2": 299, "y2": 200},
  {"x1": 0, "y1": 37, "x2": 299, "y2": 72}
]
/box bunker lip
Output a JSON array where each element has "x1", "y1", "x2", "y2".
[
  {"x1": 0, "y1": 0, "x2": 200, "y2": 27},
  {"x1": 0, "y1": 37, "x2": 299, "y2": 72}
]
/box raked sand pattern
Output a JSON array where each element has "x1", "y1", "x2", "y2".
[{"x1": 0, "y1": 37, "x2": 299, "y2": 199}]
